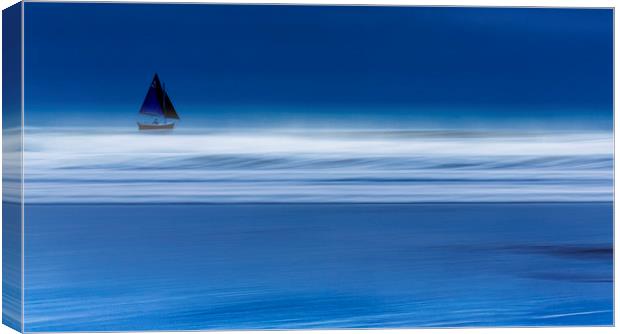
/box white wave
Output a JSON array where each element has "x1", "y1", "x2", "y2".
[
  {"x1": 3, "y1": 128, "x2": 22, "y2": 204},
  {"x1": 22, "y1": 128, "x2": 613, "y2": 203}
]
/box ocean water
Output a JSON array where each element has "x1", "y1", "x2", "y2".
[
  {"x1": 23, "y1": 128, "x2": 613, "y2": 203},
  {"x1": 25, "y1": 203, "x2": 612, "y2": 331},
  {"x1": 22, "y1": 127, "x2": 613, "y2": 330}
]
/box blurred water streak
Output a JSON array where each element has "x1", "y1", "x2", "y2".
[
  {"x1": 23, "y1": 128, "x2": 612, "y2": 203},
  {"x1": 24, "y1": 203, "x2": 613, "y2": 331}
]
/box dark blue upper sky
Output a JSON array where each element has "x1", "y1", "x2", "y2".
[{"x1": 25, "y1": 3, "x2": 612, "y2": 128}]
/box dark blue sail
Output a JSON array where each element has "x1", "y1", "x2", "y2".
[
  {"x1": 139, "y1": 74, "x2": 165, "y2": 117},
  {"x1": 162, "y1": 91, "x2": 180, "y2": 120}
]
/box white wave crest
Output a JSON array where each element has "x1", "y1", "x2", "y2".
[{"x1": 23, "y1": 128, "x2": 613, "y2": 203}]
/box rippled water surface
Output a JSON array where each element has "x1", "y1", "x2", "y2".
[
  {"x1": 21, "y1": 128, "x2": 613, "y2": 330},
  {"x1": 25, "y1": 203, "x2": 612, "y2": 331}
]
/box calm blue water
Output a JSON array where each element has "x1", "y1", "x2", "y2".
[{"x1": 24, "y1": 203, "x2": 612, "y2": 331}]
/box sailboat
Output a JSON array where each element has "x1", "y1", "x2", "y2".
[{"x1": 137, "y1": 73, "x2": 180, "y2": 130}]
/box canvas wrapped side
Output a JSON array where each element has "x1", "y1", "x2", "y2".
[{"x1": 3, "y1": 2, "x2": 23, "y2": 332}]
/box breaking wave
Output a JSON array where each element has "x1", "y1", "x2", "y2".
[{"x1": 22, "y1": 127, "x2": 613, "y2": 203}]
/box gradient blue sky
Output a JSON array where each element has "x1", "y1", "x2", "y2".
[{"x1": 25, "y1": 4, "x2": 612, "y2": 129}]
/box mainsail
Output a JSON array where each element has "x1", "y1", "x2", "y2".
[{"x1": 139, "y1": 73, "x2": 180, "y2": 120}]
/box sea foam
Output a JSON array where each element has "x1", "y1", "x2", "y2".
[{"x1": 23, "y1": 128, "x2": 613, "y2": 203}]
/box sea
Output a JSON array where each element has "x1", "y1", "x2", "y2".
[{"x1": 21, "y1": 128, "x2": 613, "y2": 331}]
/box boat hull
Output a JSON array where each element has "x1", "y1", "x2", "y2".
[{"x1": 138, "y1": 122, "x2": 175, "y2": 130}]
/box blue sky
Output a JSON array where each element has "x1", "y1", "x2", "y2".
[{"x1": 24, "y1": 4, "x2": 612, "y2": 129}]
